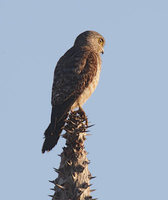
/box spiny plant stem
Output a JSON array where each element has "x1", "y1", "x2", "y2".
[{"x1": 49, "y1": 109, "x2": 96, "y2": 200}]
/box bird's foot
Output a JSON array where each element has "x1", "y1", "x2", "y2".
[{"x1": 77, "y1": 106, "x2": 88, "y2": 126}]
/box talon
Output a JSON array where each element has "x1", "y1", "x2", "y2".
[{"x1": 78, "y1": 106, "x2": 88, "y2": 126}]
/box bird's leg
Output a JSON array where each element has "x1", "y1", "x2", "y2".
[{"x1": 78, "y1": 105, "x2": 88, "y2": 126}]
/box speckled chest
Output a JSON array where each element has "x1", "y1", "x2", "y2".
[{"x1": 71, "y1": 57, "x2": 101, "y2": 109}]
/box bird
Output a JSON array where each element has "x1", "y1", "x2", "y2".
[{"x1": 42, "y1": 30, "x2": 105, "y2": 153}]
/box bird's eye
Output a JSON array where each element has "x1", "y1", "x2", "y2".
[{"x1": 98, "y1": 38, "x2": 104, "y2": 45}]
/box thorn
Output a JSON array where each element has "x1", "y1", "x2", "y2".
[
  {"x1": 83, "y1": 160, "x2": 90, "y2": 165},
  {"x1": 64, "y1": 127, "x2": 74, "y2": 133},
  {"x1": 69, "y1": 118, "x2": 79, "y2": 124},
  {"x1": 85, "y1": 196, "x2": 93, "y2": 200},
  {"x1": 87, "y1": 124, "x2": 95, "y2": 128},
  {"x1": 54, "y1": 168, "x2": 64, "y2": 176},
  {"x1": 49, "y1": 180, "x2": 55, "y2": 184},
  {"x1": 48, "y1": 194, "x2": 54, "y2": 197},
  {"x1": 81, "y1": 183, "x2": 92, "y2": 189},
  {"x1": 55, "y1": 184, "x2": 65, "y2": 190},
  {"x1": 71, "y1": 172, "x2": 77, "y2": 180},
  {"x1": 90, "y1": 189, "x2": 96, "y2": 192},
  {"x1": 90, "y1": 176, "x2": 96, "y2": 179},
  {"x1": 53, "y1": 168, "x2": 59, "y2": 173},
  {"x1": 69, "y1": 119, "x2": 77, "y2": 125},
  {"x1": 66, "y1": 160, "x2": 72, "y2": 166}
]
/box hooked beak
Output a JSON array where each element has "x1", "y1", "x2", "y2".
[{"x1": 101, "y1": 48, "x2": 104, "y2": 54}]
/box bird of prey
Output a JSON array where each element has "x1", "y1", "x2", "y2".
[{"x1": 42, "y1": 30, "x2": 105, "y2": 153}]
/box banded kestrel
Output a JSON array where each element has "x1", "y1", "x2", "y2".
[{"x1": 42, "y1": 31, "x2": 105, "y2": 153}]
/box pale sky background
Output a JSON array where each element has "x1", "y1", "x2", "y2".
[{"x1": 1, "y1": 0, "x2": 168, "y2": 199}]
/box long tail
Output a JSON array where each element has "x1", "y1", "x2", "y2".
[
  {"x1": 42, "y1": 95, "x2": 77, "y2": 153},
  {"x1": 42, "y1": 113, "x2": 68, "y2": 153}
]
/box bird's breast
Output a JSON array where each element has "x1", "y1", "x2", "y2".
[{"x1": 71, "y1": 61, "x2": 101, "y2": 110}]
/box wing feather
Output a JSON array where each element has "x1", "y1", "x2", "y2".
[{"x1": 51, "y1": 47, "x2": 98, "y2": 107}]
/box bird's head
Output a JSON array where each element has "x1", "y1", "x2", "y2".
[{"x1": 74, "y1": 31, "x2": 105, "y2": 54}]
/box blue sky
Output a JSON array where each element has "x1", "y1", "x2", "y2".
[{"x1": 1, "y1": 0, "x2": 168, "y2": 199}]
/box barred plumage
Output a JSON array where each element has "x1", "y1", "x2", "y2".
[{"x1": 42, "y1": 31, "x2": 105, "y2": 153}]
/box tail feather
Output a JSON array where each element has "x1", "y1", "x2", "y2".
[
  {"x1": 42, "y1": 95, "x2": 77, "y2": 153},
  {"x1": 42, "y1": 113, "x2": 68, "y2": 153}
]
